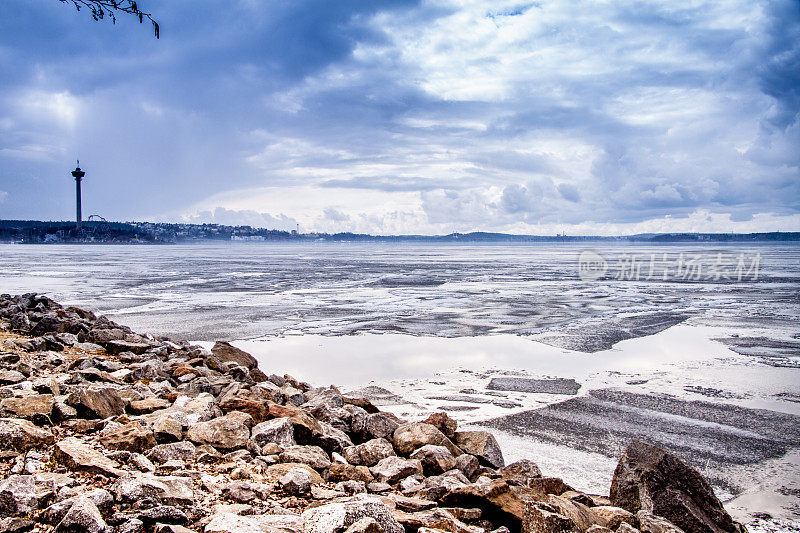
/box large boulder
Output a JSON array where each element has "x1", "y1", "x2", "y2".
[
  {"x1": 369, "y1": 456, "x2": 423, "y2": 485},
  {"x1": 500, "y1": 459, "x2": 542, "y2": 486},
  {"x1": 610, "y1": 440, "x2": 745, "y2": 533},
  {"x1": 410, "y1": 444, "x2": 457, "y2": 476},
  {"x1": 251, "y1": 417, "x2": 295, "y2": 447},
  {"x1": 112, "y1": 473, "x2": 194, "y2": 505},
  {"x1": 301, "y1": 494, "x2": 404, "y2": 533},
  {"x1": 211, "y1": 341, "x2": 258, "y2": 370},
  {"x1": 268, "y1": 403, "x2": 322, "y2": 441},
  {"x1": 0, "y1": 394, "x2": 54, "y2": 421},
  {"x1": 0, "y1": 475, "x2": 39, "y2": 515},
  {"x1": 393, "y1": 422, "x2": 462, "y2": 457},
  {"x1": 0, "y1": 417, "x2": 54, "y2": 451},
  {"x1": 54, "y1": 437, "x2": 125, "y2": 477},
  {"x1": 54, "y1": 495, "x2": 108, "y2": 533},
  {"x1": 279, "y1": 445, "x2": 331, "y2": 470},
  {"x1": 99, "y1": 422, "x2": 156, "y2": 453},
  {"x1": 453, "y1": 431, "x2": 504, "y2": 468},
  {"x1": 186, "y1": 411, "x2": 253, "y2": 450},
  {"x1": 440, "y1": 480, "x2": 526, "y2": 530},
  {"x1": 66, "y1": 387, "x2": 125, "y2": 419}
]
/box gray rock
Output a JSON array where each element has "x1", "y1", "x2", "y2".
[
  {"x1": 500, "y1": 459, "x2": 542, "y2": 486},
  {"x1": 112, "y1": 473, "x2": 193, "y2": 505},
  {"x1": 54, "y1": 495, "x2": 108, "y2": 533},
  {"x1": 343, "y1": 438, "x2": 396, "y2": 467},
  {"x1": 251, "y1": 417, "x2": 295, "y2": 447},
  {"x1": 54, "y1": 437, "x2": 124, "y2": 477},
  {"x1": 454, "y1": 454, "x2": 479, "y2": 480},
  {"x1": 393, "y1": 422, "x2": 462, "y2": 457},
  {"x1": 410, "y1": 444, "x2": 457, "y2": 476},
  {"x1": 0, "y1": 475, "x2": 38, "y2": 515},
  {"x1": 66, "y1": 387, "x2": 125, "y2": 419},
  {"x1": 637, "y1": 510, "x2": 685, "y2": 533},
  {"x1": 205, "y1": 513, "x2": 303, "y2": 533},
  {"x1": 362, "y1": 413, "x2": 399, "y2": 441},
  {"x1": 280, "y1": 467, "x2": 314, "y2": 495},
  {"x1": 279, "y1": 445, "x2": 331, "y2": 470},
  {"x1": 453, "y1": 431, "x2": 504, "y2": 468},
  {"x1": 147, "y1": 441, "x2": 196, "y2": 463},
  {"x1": 301, "y1": 494, "x2": 403, "y2": 533},
  {"x1": 153, "y1": 415, "x2": 183, "y2": 443},
  {"x1": 611, "y1": 440, "x2": 744, "y2": 533},
  {"x1": 0, "y1": 417, "x2": 54, "y2": 452},
  {"x1": 487, "y1": 377, "x2": 581, "y2": 395},
  {"x1": 369, "y1": 456, "x2": 423, "y2": 485}
]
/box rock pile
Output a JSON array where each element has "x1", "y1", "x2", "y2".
[{"x1": 0, "y1": 293, "x2": 747, "y2": 533}]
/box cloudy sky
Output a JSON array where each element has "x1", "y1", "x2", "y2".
[{"x1": 0, "y1": 0, "x2": 798, "y2": 235}]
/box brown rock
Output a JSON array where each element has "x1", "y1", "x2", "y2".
[
  {"x1": 105, "y1": 340, "x2": 151, "y2": 355},
  {"x1": 186, "y1": 411, "x2": 253, "y2": 450},
  {"x1": 265, "y1": 462, "x2": 324, "y2": 484},
  {"x1": 637, "y1": 510, "x2": 685, "y2": 533},
  {"x1": 328, "y1": 463, "x2": 375, "y2": 484},
  {"x1": 592, "y1": 506, "x2": 638, "y2": 530},
  {"x1": 393, "y1": 508, "x2": 480, "y2": 533},
  {"x1": 0, "y1": 394, "x2": 54, "y2": 421},
  {"x1": 424, "y1": 412, "x2": 457, "y2": 438},
  {"x1": 211, "y1": 341, "x2": 258, "y2": 370},
  {"x1": 440, "y1": 480, "x2": 527, "y2": 530},
  {"x1": 268, "y1": 403, "x2": 322, "y2": 441},
  {"x1": 610, "y1": 440, "x2": 744, "y2": 533},
  {"x1": 219, "y1": 395, "x2": 269, "y2": 423},
  {"x1": 99, "y1": 422, "x2": 157, "y2": 453},
  {"x1": 546, "y1": 495, "x2": 607, "y2": 532},
  {"x1": 500, "y1": 459, "x2": 542, "y2": 486},
  {"x1": 453, "y1": 430, "x2": 504, "y2": 468},
  {"x1": 523, "y1": 501, "x2": 580, "y2": 533},
  {"x1": 128, "y1": 397, "x2": 170, "y2": 415},
  {"x1": 54, "y1": 437, "x2": 125, "y2": 477}
]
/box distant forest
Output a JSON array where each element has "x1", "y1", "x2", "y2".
[{"x1": 0, "y1": 220, "x2": 798, "y2": 244}]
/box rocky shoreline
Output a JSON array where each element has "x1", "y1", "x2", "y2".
[{"x1": 0, "y1": 293, "x2": 751, "y2": 533}]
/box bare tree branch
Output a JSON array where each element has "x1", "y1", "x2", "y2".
[{"x1": 58, "y1": 0, "x2": 159, "y2": 38}]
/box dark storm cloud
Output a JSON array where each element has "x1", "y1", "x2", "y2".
[{"x1": 0, "y1": 0, "x2": 797, "y2": 232}]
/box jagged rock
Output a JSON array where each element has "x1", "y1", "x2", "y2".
[
  {"x1": 500, "y1": 459, "x2": 542, "y2": 486},
  {"x1": 0, "y1": 394, "x2": 54, "y2": 421},
  {"x1": 153, "y1": 415, "x2": 183, "y2": 442},
  {"x1": 219, "y1": 395, "x2": 269, "y2": 423},
  {"x1": 301, "y1": 494, "x2": 404, "y2": 533},
  {"x1": 316, "y1": 421, "x2": 355, "y2": 454},
  {"x1": 454, "y1": 454, "x2": 479, "y2": 480},
  {"x1": 369, "y1": 456, "x2": 423, "y2": 484},
  {"x1": 279, "y1": 445, "x2": 331, "y2": 470},
  {"x1": 393, "y1": 422, "x2": 462, "y2": 457},
  {"x1": 115, "y1": 520, "x2": 144, "y2": 533},
  {"x1": 0, "y1": 417, "x2": 54, "y2": 451},
  {"x1": 153, "y1": 394, "x2": 221, "y2": 427},
  {"x1": 592, "y1": 506, "x2": 638, "y2": 530},
  {"x1": 133, "y1": 505, "x2": 188, "y2": 526},
  {"x1": 424, "y1": 412, "x2": 458, "y2": 439},
  {"x1": 546, "y1": 495, "x2": 606, "y2": 532},
  {"x1": 636, "y1": 510, "x2": 685, "y2": 533},
  {"x1": 362, "y1": 412, "x2": 400, "y2": 440},
  {"x1": 128, "y1": 397, "x2": 170, "y2": 415},
  {"x1": 211, "y1": 341, "x2": 258, "y2": 370},
  {"x1": 268, "y1": 403, "x2": 322, "y2": 441},
  {"x1": 523, "y1": 501, "x2": 580, "y2": 533},
  {"x1": 0, "y1": 475, "x2": 39, "y2": 515},
  {"x1": 528, "y1": 477, "x2": 570, "y2": 498},
  {"x1": 394, "y1": 508, "x2": 483, "y2": 533},
  {"x1": 453, "y1": 431, "x2": 504, "y2": 468},
  {"x1": 153, "y1": 525, "x2": 194, "y2": 533},
  {"x1": 205, "y1": 513, "x2": 303, "y2": 533},
  {"x1": 343, "y1": 438, "x2": 396, "y2": 467},
  {"x1": 280, "y1": 466, "x2": 314, "y2": 495},
  {"x1": 105, "y1": 340, "x2": 150, "y2": 355},
  {"x1": 99, "y1": 422, "x2": 156, "y2": 453},
  {"x1": 54, "y1": 437, "x2": 124, "y2": 477},
  {"x1": 617, "y1": 523, "x2": 641, "y2": 533},
  {"x1": 440, "y1": 480, "x2": 527, "y2": 530},
  {"x1": 54, "y1": 495, "x2": 108, "y2": 533},
  {"x1": 66, "y1": 387, "x2": 125, "y2": 419},
  {"x1": 410, "y1": 444, "x2": 457, "y2": 476},
  {"x1": 112, "y1": 473, "x2": 194, "y2": 505},
  {"x1": 186, "y1": 411, "x2": 253, "y2": 450},
  {"x1": 610, "y1": 440, "x2": 744, "y2": 533},
  {"x1": 147, "y1": 441, "x2": 196, "y2": 463},
  {"x1": 251, "y1": 417, "x2": 296, "y2": 447}
]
